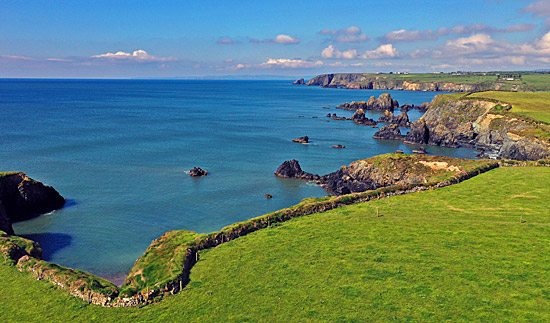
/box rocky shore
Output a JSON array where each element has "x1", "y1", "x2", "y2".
[
  {"x1": 0, "y1": 172, "x2": 65, "y2": 235},
  {"x1": 372, "y1": 94, "x2": 550, "y2": 161},
  {"x1": 299, "y1": 73, "x2": 514, "y2": 92}
]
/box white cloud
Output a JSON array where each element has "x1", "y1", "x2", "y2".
[
  {"x1": 90, "y1": 50, "x2": 177, "y2": 62},
  {"x1": 360, "y1": 44, "x2": 400, "y2": 59},
  {"x1": 523, "y1": 0, "x2": 550, "y2": 17},
  {"x1": 228, "y1": 58, "x2": 323, "y2": 70},
  {"x1": 264, "y1": 34, "x2": 301, "y2": 44},
  {"x1": 0, "y1": 55, "x2": 33, "y2": 61},
  {"x1": 320, "y1": 25, "x2": 362, "y2": 35},
  {"x1": 321, "y1": 45, "x2": 358, "y2": 59},
  {"x1": 321, "y1": 44, "x2": 399, "y2": 60},
  {"x1": 381, "y1": 23, "x2": 535, "y2": 43},
  {"x1": 320, "y1": 26, "x2": 370, "y2": 43}
]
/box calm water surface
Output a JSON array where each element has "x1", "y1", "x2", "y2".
[{"x1": 0, "y1": 80, "x2": 477, "y2": 282}]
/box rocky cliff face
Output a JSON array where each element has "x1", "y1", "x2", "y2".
[
  {"x1": 306, "y1": 73, "x2": 508, "y2": 92},
  {"x1": 0, "y1": 173, "x2": 65, "y2": 235},
  {"x1": 401, "y1": 96, "x2": 550, "y2": 160},
  {"x1": 318, "y1": 154, "x2": 485, "y2": 195},
  {"x1": 337, "y1": 93, "x2": 398, "y2": 112},
  {"x1": 274, "y1": 160, "x2": 320, "y2": 181}
]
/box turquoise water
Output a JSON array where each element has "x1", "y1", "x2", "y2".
[{"x1": 1, "y1": 80, "x2": 477, "y2": 283}]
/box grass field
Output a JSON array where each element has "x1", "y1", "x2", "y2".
[
  {"x1": 1, "y1": 166, "x2": 549, "y2": 322},
  {"x1": 461, "y1": 91, "x2": 550, "y2": 124}
]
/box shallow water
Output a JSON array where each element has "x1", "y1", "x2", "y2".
[{"x1": 0, "y1": 80, "x2": 477, "y2": 282}]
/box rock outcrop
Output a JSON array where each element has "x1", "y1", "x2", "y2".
[
  {"x1": 292, "y1": 78, "x2": 305, "y2": 85},
  {"x1": 292, "y1": 136, "x2": 309, "y2": 144},
  {"x1": 390, "y1": 95, "x2": 550, "y2": 160},
  {"x1": 373, "y1": 124, "x2": 405, "y2": 140},
  {"x1": 189, "y1": 167, "x2": 208, "y2": 177},
  {"x1": 305, "y1": 73, "x2": 517, "y2": 92},
  {"x1": 0, "y1": 173, "x2": 65, "y2": 234},
  {"x1": 274, "y1": 160, "x2": 320, "y2": 181},
  {"x1": 378, "y1": 110, "x2": 410, "y2": 127},
  {"x1": 337, "y1": 93, "x2": 398, "y2": 112},
  {"x1": 318, "y1": 154, "x2": 484, "y2": 195},
  {"x1": 351, "y1": 109, "x2": 377, "y2": 126}
]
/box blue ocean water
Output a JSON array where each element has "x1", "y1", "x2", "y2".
[{"x1": 1, "y1": 80, "x2": 477, "y2": 283}]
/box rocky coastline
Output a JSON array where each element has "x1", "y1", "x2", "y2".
[{"x1": 299, "y1": 73, "x2": 515, "y2": 92}]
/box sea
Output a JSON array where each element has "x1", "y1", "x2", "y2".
[{"x1": 0, "y1": 79, "x2": 478, "y2": 284}]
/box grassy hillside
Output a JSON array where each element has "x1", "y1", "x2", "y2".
[
  {"x1": 1, "y1": 166, "x2": 549, "y2": 322},
  {"x1": 350, "y1": 72, "x2": 550, "y2": 91},
  {"x1": 459, "y1": 91, "x2": 550, "y2": 124}
]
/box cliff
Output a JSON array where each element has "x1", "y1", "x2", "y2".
[
  {"x1": 400, "y1": 94, "x2": 550, "y2": 160},
  {"x1": 306, "y1": 73, "x2": 514, "y2": 92},
  {"x1": 0, "y1": 172, "x2": 65, "y2": 235},
  {"x1": 319, "y1": 153, "x2": 493, "y2": 195}
]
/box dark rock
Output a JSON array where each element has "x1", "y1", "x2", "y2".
[
  {"x1": 416, "y1": 102, "x2": 431, "y2": 112},
  {"x1": 332, "y1": 113, "x2": 348, "y2": 120},
  {"x1": 292, "y1": 136, "x2": 309, "y2": 144},
  {"x1": 274, "y1": 160, "x2": 320, "y2": 181},
  {"x1": 189, "y1": 167, "x2": 208, "y2": 177},
  {"x1": 321, "y1": 107, "x2": 330, "y2": 109},
  {"x1": 331, "y1": 145, "x2": 346, "y2": 149},
  {"x1": 412, "y1": 147, "x2": 427, "y2": 154},
  {"x1": 326, "y1": 113, "x2": 331, "y2": 118},
  {"x1": 292, "y1": 78, "x2": 305, "y2": 85},
  {"x1": 265, "y1": 194, "x2": 273, "y2": 199},
  {"x1": 351, "y1": 109, "x2": 377, "y2": 126},
  {"x1": 0, "y1": 173, "x2": 65, "y2": 232},
  {"x1": 373, "y1": 124, "x2": 405, "y2": 140},
  {"x1": 378, "y1": 110, "x2": 410, "y2": 127},
  {"x1": 298, "y1": 115, "x2": 305, "y2": 118},
  {"x1": 337, "y1": 93, "x2": 397, "y2": 113},
  {"x1": 394, "y1": 150, "x2": 404, "y2": 154},
  {"x1": 400, "y1": 104, "x2": 414, "y2": 112},
  {"x1": 404, "y1": 120, "x2": 430, "y2": 145}
]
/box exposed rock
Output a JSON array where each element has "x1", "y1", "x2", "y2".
[
  {"x1": 378, "y1": 110, "x2": 410, "y2": 127},
  {"x1": 292, "y1": 136, "x2": 309, "y2": 144},
  {"x1": 326, "y1": 113, "x2": 331, "y2": 118},
  {"x1": 0, "y1": 201, "x2": 14, "y2": 235},
  {"x1": 318, "y1": 154, "x2": 474, "y2": 195},
  {"x1": 274, "y1": 160, "x2": 320, "y2": 181},
  {"x1": 265, "y1": 194, "x2": 273, "y2": 199},
  {"x1": 337, "y1": 93, "x2": 397, "y2": 112},
  {"x1": 332, "y1": 113, "x2": 348, "y2": 120},
  {"x1": 400, "y1": 104, "x2": 414, "y2": 112},
  {"x1": 189, "y1": 167, "x2": 208, "y2": 177},
  {"x1": 417, "y1": 102, "x2": 431, "y2": 112},
  {"x1": 292, "y1": 78, "x2": 305, "y2": 85},
  {"x1": 394, "y1": 150, "x2": 404, "y2": 154},
  {"x1": 0, "y1": 173, "x2": 65, "y2": 228},
  {"x1": 404, "y1": 120, "x2": 430, "y2": 144},
  {"x1": 331, "y1": 145, "x2": 346, "y2": 149},
  {"x1": 351, "y1": 109, "x2": 377, "y2": 126},
  {"x1": 306, "y1": 73, "x2": 516, "y2": 92},
  {"x1": 321, "y1": 106, "x2": 330, "y2": 109},
  {"x1": 373, "y1": 124, "x2": 405, "y2": 140},
  {"x1": 412, "y1": 147, "x2": 427, "y2": 154}
]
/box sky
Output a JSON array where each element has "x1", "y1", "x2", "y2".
[{"x1": 1, "y1": 0, "x2": 550, "y2": 78}]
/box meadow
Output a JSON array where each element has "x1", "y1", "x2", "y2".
[{"x1": 1, "y1": 166, "x2": 549, "y2": 322}]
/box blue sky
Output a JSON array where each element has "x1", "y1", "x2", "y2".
[{"x1": 1, "y1": 0, "x2": 549, "y2": 78}]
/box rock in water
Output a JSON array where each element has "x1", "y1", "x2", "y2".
[
  {"x1": 292, "y1": 136, "x2": 309, "y2": 144},
  {"x1": 331, "y1": 145, "x2": 346, "y2": 149},
  {"x1": 265, "y1": 194, "x2": 273, "y2": 199},
  {"x1": 292, "y1": 78, "x2": 305, "y2": 85},
  {"x1": 274, "y1": 160, "x2": 320, "y2": 181},
  {"x1": 373, "y1": 124, "x2": 405, "y2": 140},
  {"x1": 404, "y1": 120, "x2": 430, "y2": 145},
  {"x1": 351, "y1": 109, "x2": 377, "y2": 126},
  {"x1": 412, "y1": 147, "x2": 427, "y2": 154},
  {"x1": 378, "y1": 110, "x2": 410, "y2": 127},
  {"x1": 0, "y1": 172, "x2": 65, "y2": 234},
  {"x1": 189, "y1": 167, "x2": 208, "y2": 177}
]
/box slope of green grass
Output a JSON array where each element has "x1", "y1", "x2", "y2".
[
  {"x1": 1, "y1": 167, "x2": 549, "y2": 322},
  {"x1": 464, "y1": 91, "x2": 550, "y2": 124}
]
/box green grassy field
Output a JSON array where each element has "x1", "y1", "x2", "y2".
[
  {"x1": 1, "y1": 166, "x2": 549, "y2": 322},
  {"x1": 461, "y1": 91, "x2": 550, "y2": 124}
]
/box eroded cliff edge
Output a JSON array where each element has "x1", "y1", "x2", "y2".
[
  {"x1": 0, "y1": 172, "x2": 65, "y2": 235},
  {"x1": 391, "y1": 94, "x2": 550, "y2": 161},
  {"x1": 303, "y1": 73, "x2": 521, "y2": 92}
]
